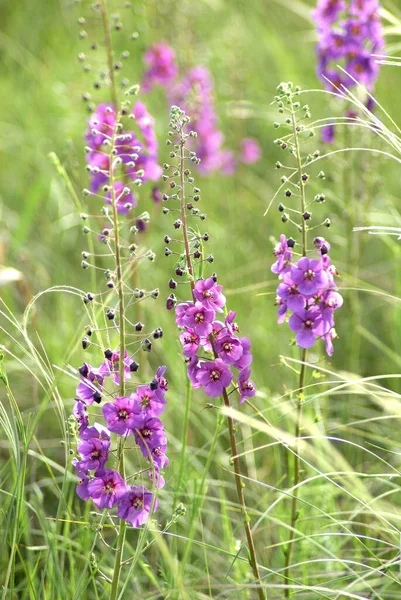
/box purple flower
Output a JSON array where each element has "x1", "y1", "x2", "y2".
[
  {"x1": 77, "y1": 429, "x2": 110, "y2": 471},
  {"x1": 102, "y1": 396, "x2": 137, "y2": 435},
  {"x1": 73, "y1": 400, "x2": 89, "y2": 433},
  {"x1": 142, "y1": 42, "x2": 178, "y2": 92},
  {"x1": 313, "y1": 0, "x2": 346, "y2": 26},
  {"x1": 86, "y1": 151, "x2": 110, "y2": 193},
  {"x1": 240, "y1": 138, "x2": 262, "y2": 164},
  {"x1": 181, "y1": 301, "x2": 215, "y2": 337},
  {"x1": 105, "y1": 181, "x2": 136, "y2": 215},
  {"x1": 197, "y1": 359, "x2": 233, "y2": 397},
  {"x1": 154, "y1": 366, "x2": 169, "y2": 403},
  {"x1": 276, "y1": 297, "x2": 288, "y2": 324},
  {"x1": 313, "y1": 237, "x2": 331, "y2": 255},
  {"x1": 132, "y1": 415, "x2": 167, "y2": 458},
  {"x1": 76, "y1": 363, "x2": 104, "y2": 405},
  {"x1": 132, "y1": 101, "x2": 158, "y2": 155},
  {"x1": 87, "y1": 469, "x2": 127, "y2": 509},
  {"x1": 234, "y1": 337, "x2": 253, "y2": 370},
  {"x1": 237, "y1": 368, "x2": 256, "y2": 404},
  {"x1": 175, "y1": 302, "x2": 193, "y2": 327},
  {"x1": 186, "y1": 356, "x2": 202, "y2": 389},
  {"x1": 117, "y1": 486, "x2": 156, "y2": 527},
  {"x1": 320, "y1": 290, "x2": 343, "y2": 324},
  {"x1": 72, "y1": 459, "x2": 91, "y2": 501},
  {"x1": 288, "y1": 307, "x2": 329, "y2": 349},
  {"x1": 193, "y1": 278, "x2": 226, "y2": 312},
  {"x1": 321, "y1": 124, "x2": 335, "y2": 144},
  {"x1": 215, "y1": 334, "x2": 244, "y2": 365},
  {"x1": 99, "y1": 350, "x2": 135, "y2": 385},
  {"x1": 291, "y1": 257, "x2": 329, "y2": 296},
  {"x1": 149, "y1": 445, "x2": 169, "y2": 469},
  {"x1": 180, "y1": 328, "x2": 200, "y2": 357},
  {"x1": 277, "y1": 274, "x2": 307, "y2": 313},
  {"x1": 148, "y1": 468, "x2": 165, "y2": 489},
  {"x1": 271, "y1": 235, "x2": 292, "y2": 275},
  {"x1": 131, "y1": 384, "x2": 166, "y2": 417}
]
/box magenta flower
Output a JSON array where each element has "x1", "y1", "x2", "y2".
[
  {"x1": 72, "y1": 459, "x2": 91, "y2": 501},
  {"x1": 237, "y1": 368, "x2": 256, "y2": 404},
  {"x1": 291, "y1": 257, "x2": 329, "y2": 296},
  {"x1": 77, "y1": 430, "x2": 110, "y2": 471},
  {"x1": 132, "y1": 415, "x2": 167, "y2": 458},
  {"x1": 215, "y1": 334, "x2": 244, "y2": 365},
  {"x1": 117, "y1": 486, "x2": 156, "y2": 527},
  {"x1": 181, "y1": 301, "x2": 215, "y2": 337},
  {"x1": 102, "y1": 396, "x2": 137, "y2": 435},
  {"x1": 76, "y1": 363, "x2": 104, "y2": 405},
  {"x1": 142, "y1": 42, "x2": 178, "y2": 92},
  {"x1": 99, "y1": 350, "x2": 135, "y2": 385},
  {"x1": 175, "y1": 302, "x2": 193, "y2": 327},
  {"x1": 240, "y1": 138, "x2": 262, "y2": 164},
  {"x1": 197, "y1": 359, "x2": 233, "y2": 397},
  {"x1": 87, "y1": 469, "x2": 127, "y2": 509},
  {"x1": 180, "y1": 328, "x2": 200, "y2": 357},
  {"x1": 73, "y1": 400, "x2": 89, "y2": 433},
  {"x1": 234, "y1": 337, "x2": 253, "y2": 370},
  {"x1": 271, "y1": 235, "x2": 292, "y2": 275},
  {"x1": 131, "y1": 384, "x2": 166, "y2": 417},
  {"x1": 277, "y1": 275, "x2": 307, "y2": 313},
  {"x1": 154, "y1": 366, "x2": 169, "y2": 403},
  {"x1": 149, "y1": 445, "x2": 169, "y2": 469},
  {"x1": 193, "y1": 277, "x2": 226, "y2": 312},
  {"x1": 86, "y1": 104, "x2": 116, "y2": 148},
  {"x1": 321, "y1": 290, "x2": 343, "y2": 324},
  {"x1": 289, "y1": 307, "x2": 329, "y2": 349},
  {"x1": 186, "y1": 356, "x2": 202, "y2": 389}
]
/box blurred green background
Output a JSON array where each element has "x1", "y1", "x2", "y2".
[{"x1": 3, "y1": 0, "x2": 401, "y2": 597}]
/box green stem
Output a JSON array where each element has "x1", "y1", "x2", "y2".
[
  {"x1": 284, "y1": 97, "x2": 310, "y2": 598},
  {"x1": 283, "y1": 349, "x2": 307, "y2": 598},
  {"x1": 174, "y1": 375, "x2": 192, "y2": 510},
  {"x1": 100, "y1": 0, "x2": 118, "y2": 109}
]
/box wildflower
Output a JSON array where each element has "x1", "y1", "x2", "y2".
[
  {"x1": 131, "y1": 384, "x2": 166, "y2": 417},
  {"x1": 290, "y1": 257, "x2": 329, "y2": 296},
  {"x1": 76, "y1": 363, "x2": 104, "y2": 405},
  {"x1": 240, "y1": 138, "x2": 262, "y2": 164},
  {"x1": 132, "y1": 415, "x2": 167, "y2": 458},
  {"x1": 142, "y1": 42, "x2": 178, "y2": 92},
  {"x1": 72, "y1": 459, "x2": 91, "y2": 501},
  {"x1": 197, "y1": 359, "x2": 233, "y2": 398},
  {"x1": 180, "y1": 301, "x2": 215, "y2": 337},
  {"x1": 87, "y1": 469, "x2": 127, "y2": 509},
  {"x1": 117, "y1": 486, "x2": 156, "y2": 527},
  {"x1": 73, "y1": 400, "x2": 89, "y2": 433},
  {"x1": 288, "y1": 306, "x2": 329, "y2": 349},
  {"x1": 180, "y1": 328, "x2": 201, "y2": 357},
  {"x1": 99, "y1": 350, "x2": 136, "y2": 385},
  {"x1": 193, "y1": 277, "x2": 226, "y2": 312},
  {"x1": 237, "y1": 368, "x2": 257, "y2": 403},
  {"x1": 102, "y1": 396, "x2": 138, "y2": 435},
  {"x1": 271, "y1": 234, "x2": 292, "y2": 275},
  {"x1": 105, "y1": 181, "x2": 137, "y2": 215},
  {"x1": 77, "y1": 426, "x2": 110, "y2": 471}
]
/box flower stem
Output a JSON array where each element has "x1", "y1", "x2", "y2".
[
  {"x1": 99, "y1": 4, "x2": 127, "y2": 595},
  {"x1": 179, "y1": 127, "x2": 194, "y2": 291},
  {"x1": 221, "y1": 387, "x2": 266, "y2": 600},
  {"x1": 283, "y1": 348, "x2": 307, "y2": 598},
  {"x1": 283, "y1": 96, "x2": 309, "y2": 597}
]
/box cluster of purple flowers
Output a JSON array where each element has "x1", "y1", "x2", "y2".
[
  {"x1": 313, "y1": 0, "x2": 384, "y2": 142},
  {"x1": 141, "y1": 42, "x2": 261, "y2": 173},
  {"x1": 85, "y1": 101, "x2": 162, "y2": 211},
  {"x1": 174, "y1": 277, "x2": 256, "y2": 403},
  {"x1": 273, "y1": 236, "x2": 343, "y2": 356},
  {"x1": 72, "y1": 351, "x2": 168, "y2": 527}
]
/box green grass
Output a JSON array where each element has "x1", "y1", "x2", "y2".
[{"x1": 2, "y1": 0, "x2": 401, "y2": 597}]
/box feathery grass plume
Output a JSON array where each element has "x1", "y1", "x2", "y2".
[
  {"x1": 65, "y1": 2, "x2": 172, "y2": 597},
  {"x1": 141, "y1": 42, "x2": 262, "y2": 173},
  {"x1": 162, "y1": 105, "x2": 266, "y2": 600},
  {"x1": 271, "y1": 81, "x2": 342, "y2": 597}
]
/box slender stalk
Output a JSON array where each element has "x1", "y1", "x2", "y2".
[
  {"x1": 174, "y1": 375, "x2": 192, "y2": 510},
  {"x1": 283, "y1": 97, "x2": 309, "y2": 598},
  {"x1": 98, "y1": 3, "x2": 127, "y2": 597},
  {"x1": 221, "y1": 386, "x2": 266, "y2": 600},
  {"x1": 283, "y1": 348, "x2": 307, "y2": 598},
  {"x1": 176, "y1": 118, "x2": 265, "y2": 599}
]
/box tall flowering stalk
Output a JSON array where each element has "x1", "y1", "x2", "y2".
[
  {"x1": 314, "y1": 0, "x2": 384, "y2": 142},
  {"x1": 271, "y1": 82, "x2": 342, "y2": 596},
  {"x1": 68, "y1": 2, "x2": 169, "y2": 598},
  {"x1": 141, "y1": 42, "x2": 262, "y2": 174},
  {"x1": 163, "y1": 106, "x2": 265, "y2": 600}
]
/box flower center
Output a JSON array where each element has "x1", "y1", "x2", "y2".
[
  {"x1": 91, "y1": 451, "x2": 100, "y2": 459},
  {"x1": 210, "y1": 370, "x2": 221, "y2": 382},
  {"x1": 104, "y1": 481, "x2": 115, "y2": 493},
  {"x1": 222, "y1": 342, "x2": 232, "y2": 353},
  {"x1": 132, "y1": 498, "x2": 144, "y2": 509},
  {"x1": 203, "y1": 290, "x2": 213, "y2": 299},
  {"x1": 195, "y1": 312, "x2": 204, "y2": 323},
  {"x1": 305, "y1": 319, "x2": 313, "y2": 329},
  {"x1": 118, "y1": 409, "x2": 128, "y2": 420},
  {"x1": 142, "y1": 428, "x2": 151, "y2": 438},
  {"x1": 304, "y1": 269, "x2": 315, "y2": 281},
  {"x1": 139, "y1": 395, "x2": 150, "y2": 407}
]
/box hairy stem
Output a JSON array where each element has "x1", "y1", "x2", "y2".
[
  {"x1": 100, "y1": 0, "x2": 118, "y2": 109},
  {"x1": 179, "y1": 129, "x2": 194, "y2": 290}
]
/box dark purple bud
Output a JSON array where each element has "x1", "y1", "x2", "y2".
[
  {"x1": 150, "y1": 378, "x2": 158, "y2": 391},
  {"x1": 135, "y1": 322, "x2": 144, "y2": 331},
  {"x1": 301, "y1": 173, "x2": 309, "y2": 182},
  {"x1": 169, "y1": 279, "x2": 177, "y2": 289},
  {"x1": 165, "y1": 247, "x2": 172, "y2": 256},
  {"x1": 104, "y1": 349, "x2": 113, "y2": 359},
  {"x1": 186, "y1": 203, "x2": 193, "y2": 210},
  {"x1": 79, "y1": 364, "x2": 89, "y2": 377},
  {"x1": 141, "y1": 338, "x2": 152, "y2": 352},
  {"x1": 173, "y1": 220, "x2": 182, "y2": 229},
  {"x1": 106, "y1": 309, "x2": 115, "y2": 320},
  {"x1": 164, "y1": 235, "x2": 171, "y2": 244},
  {"x1": 175, "y1": 267, "x2": 184, "y2": 277},
  {"x1": 93, "y1": 391, "x2": 102, "y2": 404},
  {"x1": 287, "y1": 237, "x2": 296, "y2": 248},
  {"x1": 166, "y1": 293, "x2": 177, "y2": 310},
  {"x1": 203, "y1": 233, "x2": 209, "y2": 241},
  {"x1": 129, "y1": 361, "x2": 139, "y2": 372},
  {"x1": 303, "y1": 212, "x2": 311, "y2": 220},
  {"x1": 278, "y1": 203, "x2": 285, "y2": 212},
  {"x1": 285, "y1": 189, "x2": 292, "y2": 197},
  {"x1": 194, "y1": 250, "x2": 201, "y2": 259},
  {"x1": 82, "y1": 337, "x2": 90, "y2": 350}
]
